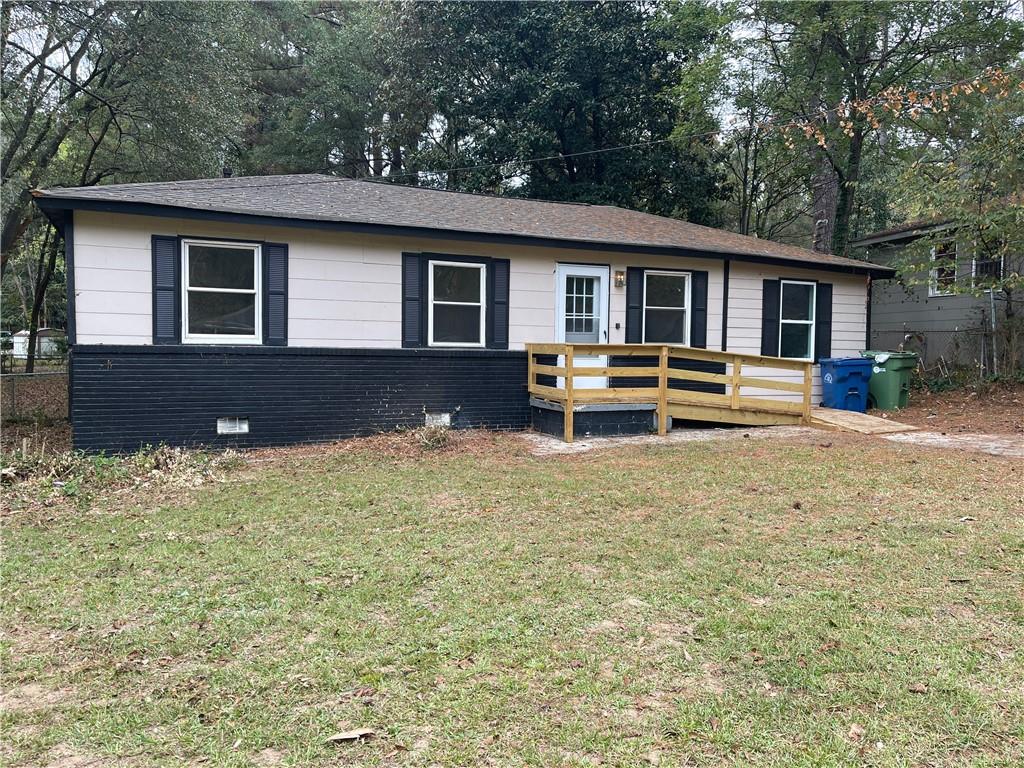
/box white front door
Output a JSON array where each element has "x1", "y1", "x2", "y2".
[{"x1": 555, "y1": 263, "x2": 609, "y2": 389}]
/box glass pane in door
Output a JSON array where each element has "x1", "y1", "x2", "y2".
[{"x1": 564, "y1": 276, "x2": 600, "y2": 343}]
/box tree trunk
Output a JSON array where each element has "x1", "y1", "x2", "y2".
[
  {"x1": 24, "y1": 229, "x2": 58, "y2": 374},
  {"x1": 390, "y1": 139, "x2": 403, "y2": 178},
  {"x1": 831, "y1": 127, "x2": 865, "y2": 257},
  {"x1": 370, "y1": 129, "x2": 384, "y2": 177},
  {"x1": 810, "y1": 151, "x2": 839, "y2": 253},
  {"x1": 1, "y1": 188, "x2": 33, "y2": 273}
]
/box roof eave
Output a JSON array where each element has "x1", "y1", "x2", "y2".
[
  {"x1": 850, "y1": 221, "x2": 955, "y2": 248},
  {"x1": 34, "y1": 193, "x2": 893, "y2": 277}
]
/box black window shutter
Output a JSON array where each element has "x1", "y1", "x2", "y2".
[
  {"x1": 689, "y1": 270, "x2": 709, "y2": 348},
  {"x1": 814, "y1": 282, "x2": 833, "y2": 362},
  {"x1": 760, "y1": 279, "x2": 780, "y2": 356},
  {"x1": 263, "y1": 242, "x2": 288, "y2": 346},
  {"x1": 151, "y1": 235, "x2": 180, "y2": 344},
  {"x1": 487, "y1": 258, "x2": 510, "y2": 349},
  {"x1": 402, "y1": 252, "x2": 425, "y2": 347},
  {"x1": 625, "y1": 267, "x2": 644, "y2": 343}
]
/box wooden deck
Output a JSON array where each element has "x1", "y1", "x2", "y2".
[
  {"x1": 809, "y1": 407, "x2": 918, "y2": 434},
  {"x1": 527, "y1": 343, "x2": 813, "y2": 442}
]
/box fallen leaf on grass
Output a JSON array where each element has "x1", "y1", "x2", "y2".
[
  {"x1": 326, "y1": 728, "x2": 375, "y2": 744},
  {"x1": 847, "y1": 722, "x2": 866, "y2": 742}
]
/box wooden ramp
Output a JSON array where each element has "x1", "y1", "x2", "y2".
[
  {"x1": 810, "y1": 407, "x2": 918, "y2": 435},
  {"x1": 527, "y1": 342, "x2": 816, "y2": 442}
]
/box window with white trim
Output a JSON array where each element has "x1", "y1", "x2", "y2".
[
  {"x1": 428, "y1": 260, "x2": 486, "y2": 346},
  {"x1": 779, "y1": 279, "x2": 815, "y2": 359},
  {"x1": 642, "y1": 271, "x2": 690, "y2": 344},
  {"x1": 929, "y1": 239, "x2": 957, "y2": 296},
  {"x1": 182, "y1": 239, "x2": 261, "y2": 343}
]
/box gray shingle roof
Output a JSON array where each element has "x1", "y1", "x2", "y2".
[{"x1": 34, "y1": 174, "x2": 887, "y2": 273}]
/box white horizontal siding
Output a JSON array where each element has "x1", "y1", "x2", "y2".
[
  {"x1": 71, "y1": 212, "x2": 869, "y2": 404},
  {"x1": 727, "y1": 263, "x2": 868, "y2": 403},
  {"x1": 73, "y1": 212, "x2": 732, "y2": 350}
]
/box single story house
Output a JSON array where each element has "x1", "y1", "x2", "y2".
[
  {"x1": 852, "y1": 220, "x2": 1006, "y2": 369},
  {"x1": 10, "y1": 327, "x2": 66, "y2": 360},
  {"x1": 34, "y1": 174, "x2": 891, "y2": 451}
]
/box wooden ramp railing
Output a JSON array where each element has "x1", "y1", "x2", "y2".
[{"x1": 527, "y1": 343, "x2": 813, "y2": 442}]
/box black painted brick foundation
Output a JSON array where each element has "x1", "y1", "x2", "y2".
[
  {"x1": 531, "y1": 400, "x2": 656, "y2": 438},
  {"x1": 70, "y1": 345, "x2": 529, "y2": 452}
]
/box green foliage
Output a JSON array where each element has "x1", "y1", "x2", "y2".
[
  {"x1": 3, "y1": 0, "x2": 1022, "y2": 326},
  {"x1": 2, "y1": 2, "x2": 255, "y2": 247},
  {"x1": 731, "y1": 1, "x2": 1023, "y2": 254},
  {"x1": 0, "y1": 216, "x2": 65, "y2": 332},
  {"x1": 895, "y1": 86, "x2": 1024, "y2": 297},
  {"x1": 234, "y1": 1, "x2": 731, "y2": 224}
]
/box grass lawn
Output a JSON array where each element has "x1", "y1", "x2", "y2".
[{"x1": 2, "y1": 430, "x2": 1022, "y2": 767}]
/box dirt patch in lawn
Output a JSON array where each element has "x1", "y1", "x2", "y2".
[
  {"x1": 895, "y1": 382, "x2": 1024, "y2": 434},
  {"x1": 246, "y1": 426, "x2": 528, "y2": 465},
  {"x1": 0, "y1": 682, "x2": 71, "y2": 714}
]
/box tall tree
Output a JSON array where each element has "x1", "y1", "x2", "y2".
[
  {"x1": 743, "y1": 0, "x2": 1022, "y2": 256},
  {"x1": 374, "y1": 0, "x2": 728, "y2": 223},
  {"x1": 1, "y1": 0, "x2": 254, "y2": 270},
  {"x1": 234, "y1": 2, "x2": 383, "y2": 177},
  {"x1": 719, "y1": 58, "x2": 813, "y2": 243}
]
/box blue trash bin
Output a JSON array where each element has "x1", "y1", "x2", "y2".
[{"x1": 819, "y1": 357, "x2": 874, "y2": 413}]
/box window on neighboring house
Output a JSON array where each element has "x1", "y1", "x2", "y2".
[
  {"x1": 779, "y1": 280, "x2": 816, "y2": 359},
  {"x1": 929, "y1": 239, "x2": 957, "y2": 296},
  {"x1": 183, "y1": 240, "x2": 261, "y2": 343},
  {"x1": 429, "y1": 260, "x2": 486, "y2": 346},
  {"x1": 642, "y1": 271, "x2": 690, "y2": 344},
  {"x1": 973, "y1": 246, "x2": 1004, "y2": 287}
]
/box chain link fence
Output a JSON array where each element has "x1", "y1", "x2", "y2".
[
  {"x1": 0, "y1": 371, "x2": 69, "y2": 422},
  {"x1": 870, "y1": 324, "x2": 1023, "y2": 380}
]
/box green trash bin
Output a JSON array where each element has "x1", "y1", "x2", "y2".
[{"x1": 860, "y1": 351, "x2": 918, "y2": 410}]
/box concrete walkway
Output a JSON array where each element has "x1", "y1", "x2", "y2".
[
  {"x1": 522, "y1": 425, "x2": 1024, "y2": 458},
  {"x1": 881, "y1": 430, "x2": 1024, "y2": 458},
  {"x1": 521, "y1": 426, "x2": 814, "y2": 456}
]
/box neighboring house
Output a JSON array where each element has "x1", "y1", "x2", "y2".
[
  {"x1": 34, "y1": 175, "x2": 890, "y2": 451},
  {"x1": 11, "y1": 327, "x2": 65, "y2": 360},
  {"x1": 852, "y1": 221, "x2": 1006, "y2": 368}
]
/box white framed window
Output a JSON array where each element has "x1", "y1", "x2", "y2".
[
  {"x1": 428, "y1": 260, "x2": 486, "y2": 347},
  {"x1": 642, "y1": 270, "x2": 690, "y2": 344},
  {"x1": 929, "y1": 239, "x2": 957, "y2": 297},
  {"x1": 779, "y1": 279, "x2": 815, "y2": 360},
  {"x1": 182, "y1": 239, "x2": 261, "y2": 344}
]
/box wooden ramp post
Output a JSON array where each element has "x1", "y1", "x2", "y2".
[
  {"x1": 658, "y1": 345, "x2": 668, "y2": 435},
  {"x1": 564, "y1": 345, "x2": 574, "y2": 443}
]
